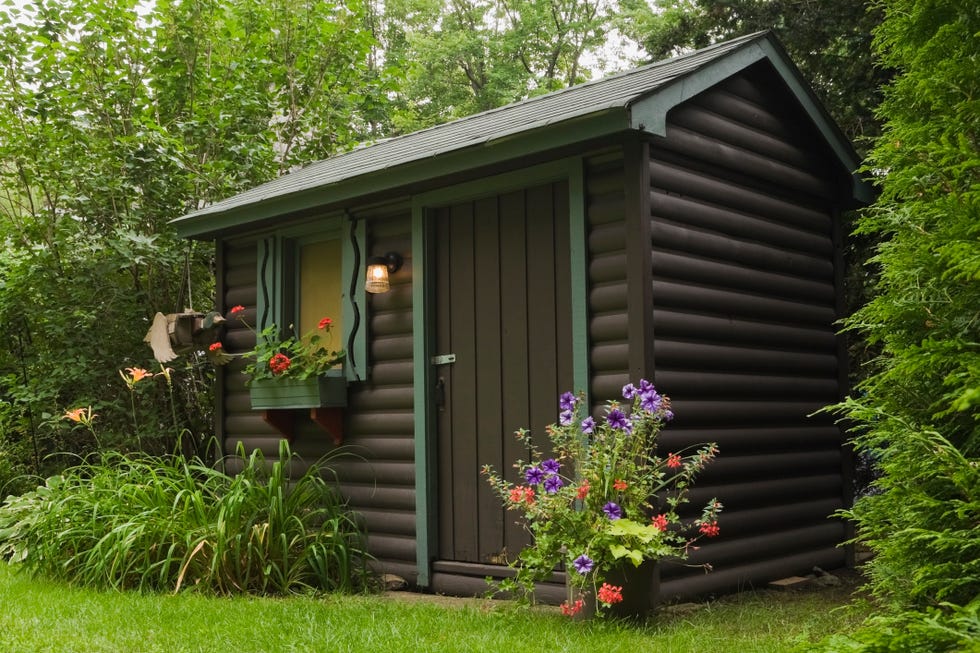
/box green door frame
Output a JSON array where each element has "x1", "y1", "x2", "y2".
[{"x1": 410, "y1": 157, "x2": 590, "y2": 587}]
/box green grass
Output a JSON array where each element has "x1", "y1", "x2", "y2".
[{"x1": 0, "y1": 564, "x2": 870, "y2": 653}]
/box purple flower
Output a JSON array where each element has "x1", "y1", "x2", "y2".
[
  {"x1": 525, "y1": 466, "x2": 545, "y2": 484},
  {"x1": 543, "y1": 475, "x2": 564, "y2": 494},
  {"x1": 560, "y1": 409, "x2": 574, "y2": 426},
  {"x1": 603, "y1": 502, "x2": 622, "y2": 520},
  {"x1": 581, "y1": 416, "x2": 595, "y2": 435},
  {"x1": 559, "y1": 391, "x2": 577, "y2": 411},
  {"x1": 665, "y1": 409, "x2": 674, "y2": 422},
  {"x1": 640, "y1": 389, "x2": 661, "y2": 413},
  {"x1": 541, "y1": 458, "x2": 561, "y2": 474},
  {"x1": 622, "y1": 383, "x2": 638, "y2": 399},
  {"x1": 572, "y1": 554, "x2": 594, "y2": 574},
  {"x1": 606, "y1": 408, "x2": 631, "y2": 433}
]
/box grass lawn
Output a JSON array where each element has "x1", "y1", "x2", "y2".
[{"x1": 0, "y1": 563, "x2": 870, "y2": 653}]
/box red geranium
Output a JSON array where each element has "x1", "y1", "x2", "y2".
[
  {"x1": 269, "y1": 352, "x2": 292, "y2": 375},
  {"x1": 699, "y1": 521, "x2": 720, "y2": 537},
  {"x1": 597, "y1": 583, "x2": 623, "y2": 605}
]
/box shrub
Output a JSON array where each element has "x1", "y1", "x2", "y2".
[{"x1": 0, "y1": 442, "x2": 371, "y2": 595}]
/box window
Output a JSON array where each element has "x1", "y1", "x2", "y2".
[{"x1": 256, "y1": 215, "x2": 366, "y2": 381}]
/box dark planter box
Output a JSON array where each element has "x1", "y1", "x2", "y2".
[{"x1": 249, "y1": 370, "x2": 347, "y2": 410}]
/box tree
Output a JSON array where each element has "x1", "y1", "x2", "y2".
[
  {"x1": 827, "y1": 0, "x2": 980, "y2": 644},
  {"x1": 0, "y1": 0, "x2": 387, "y2": 487},
  {"x1": 376, "y1": 0, "x2": 617, "y2": 131}
]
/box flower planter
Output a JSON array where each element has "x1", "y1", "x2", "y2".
[
  {"x1": 566, "y1": 561, "x2": 658, "y2": 621},
  {"x1": 249, "y1": 370, "x2": 347, "y2": 410},
  {"x1": 604, "y1": 560, "x2": 658, "y2": 620}
]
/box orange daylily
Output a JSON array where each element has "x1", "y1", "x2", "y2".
[
  {"x1": 63, "y1": 406, "x2": 97, "y2": 427},
  {"x1": 120, "y1": 367, "x2": 153, "y2": 389}
]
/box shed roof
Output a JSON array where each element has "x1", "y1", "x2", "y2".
[{"x1": 175, "y1": 31, "x2": 869, "y2": 238}]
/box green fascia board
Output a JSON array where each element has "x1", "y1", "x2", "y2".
[
  {"x1": 174, "y1": 110, "x2": 627, "y2": 239},
  {"x1": 630, "y1": 36, "x2": 873, "y2": 205}
]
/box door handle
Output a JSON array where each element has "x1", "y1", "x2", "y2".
[{"x1": 434, "y1": 377, "x2": 446, "y2": 409}]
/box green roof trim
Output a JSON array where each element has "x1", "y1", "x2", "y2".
[{"x1": 174, "y1": 31, "x2": 870, "y2": 239}]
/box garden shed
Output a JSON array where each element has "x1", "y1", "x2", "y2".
[{"x1": 173, "y1": 31, "x2": 871, "y2": 604}]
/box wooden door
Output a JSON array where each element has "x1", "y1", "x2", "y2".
[{"x1": 433, "y1": 181, "x2": 573, "y2": 566}]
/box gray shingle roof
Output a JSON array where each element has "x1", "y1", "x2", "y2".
[
  {"x1": 174, "y1": 31, "x2": 866, "y2": 236},
  {"x1": 175, "y1": 34, "x2": 764, "y2": 224}
]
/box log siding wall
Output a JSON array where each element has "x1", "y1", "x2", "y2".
[
  {"x1": 219, "y1": 211, "x2": 418, "y2": 584},
  {"x1": 651, "y1": 72, "x2": 847, "y2": 600}
]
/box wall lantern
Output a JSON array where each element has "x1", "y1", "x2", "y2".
[{"x1": 365, "y1": 252, "x2": 403, "y2": 294}]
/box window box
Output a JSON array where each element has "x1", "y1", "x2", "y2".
[{"x1": 249, "y1": 369, "x2": 348, "y2": 410}]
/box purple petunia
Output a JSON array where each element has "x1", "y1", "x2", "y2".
[
  {"x1": 543, "y1": 475, "x2": 564, "y2": 494},
  {"x1": 525, "y1": 466, "x2": 545, "y2": 485},
  {"x1": 559, "y1": 409, "x2": 574, "y2": 426},
  {"x1": 603, "y1": 502, "x2": 622, "y2": 520},
  {"x1": 581, "y1": 416, "x2": 595, "y2": 435},
  {"x1": 559, "y1": 391, "x2": 577, "y2": 411},
  {"x1": 572, "y1": 554, "x2": 594, "y2": 574},
  {"x1": 541, "y1": 458, "x2": 561, "y2": 474},
  {"x1": 665, "y1": 409, "x2": 674, "y2": 422},
  {"x1": 606, "y1": 408, "x2": 631, "y2": 433},
  {"x1": 622, "y1": 383, "x2": 638, "y2": 399},
  {"x1": 640, "y1": 389, "x2": 661, "y2": 413}
]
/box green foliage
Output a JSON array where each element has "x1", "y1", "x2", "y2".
[
  {"x1": 810, "y1": 600, "x2": 980, "y2": 653},
  {"x1": 0, "y1": 441, "x2": 371, "y2": 595},
  {"x1": 376, "y1": 0, "x2": 618, "y2": 131},
  {"x1": 816, "y1": 0, "x2": 980, "y2": 650},
  {"x1": 0, "y1": 0, "x2": 389, "y2": 471}
]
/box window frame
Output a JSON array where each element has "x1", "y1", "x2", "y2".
[{"x1": 256, "y1": 213, "x2": 367, "y2": 382}]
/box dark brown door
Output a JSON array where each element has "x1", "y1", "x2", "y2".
[{"x1": 433, "y1": 181, "x2": 573, "y2": 566}]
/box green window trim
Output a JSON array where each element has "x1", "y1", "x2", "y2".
[{"x1": 256, "y1": 213, "x2": 368, "y2": 383}]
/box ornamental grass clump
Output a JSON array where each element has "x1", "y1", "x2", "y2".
[
  {"x1": 484, "y1": 380, "x2": 721, "y2": 617},
  {"x1": 0, "y1": 441, "x2": 371, "y2": 595}
]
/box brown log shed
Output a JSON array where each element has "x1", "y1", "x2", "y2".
[{"x1": 173, "y1": 32, "x2": 871, "y2": 603}]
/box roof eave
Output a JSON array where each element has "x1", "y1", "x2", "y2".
[{"x1": 174, "y1": 108, "x2": 629, "y2": 239}]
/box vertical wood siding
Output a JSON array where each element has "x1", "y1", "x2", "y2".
[
  {"x1": 219, "y1": 211, "x2": 418, "y2": 584},
  {"x1": 429, "y1": 183, "x2": 573, "y2": 597},
  {"x1": 650, "y1": 70, "x2": 847, "y2": 600}
]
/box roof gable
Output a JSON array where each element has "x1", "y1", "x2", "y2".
[{"x1": 175, "y1": 32, "x2": 867, "y2": 238}]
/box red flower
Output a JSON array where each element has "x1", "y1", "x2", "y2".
[
  {"x1": 318, "y1": 316, "x2": 333, "y2": 330},
  {"x1": 209, "y1": 342, "x2": 223, "y2": 352},
  {"x1": 269, "y1": 352, "x2": 292, "y2": 375},
  {"x1": 509, "y1": 487, "x2": 524, "y2": 504},
  {"x1": 699, "y1": 521, "x2": 720, "y2": 537},
  {"x1": 576, "y1": 481, "x2": 590, "y2": 500},
  {"x1": 229, "y1": 305, "x2": 245, "y2": 316},
  {"x1": 522, "y1": 486, "x2": 535, "y2": 505},
  {"x1": 560, "y1": 599, "x2": 584, "y2": 616},
  {"x1": 651, "y1": 513, "x2": 669, "y2": 532},
  {"x1": 597, "y1": 582, "x2": 623, "y2": 605},
  {"x1": 666, "y1": 453, "x2": 682, "y2": 469},
  {"x1": 613, "y1": 479, "x2": 628, "y2": 491}
]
